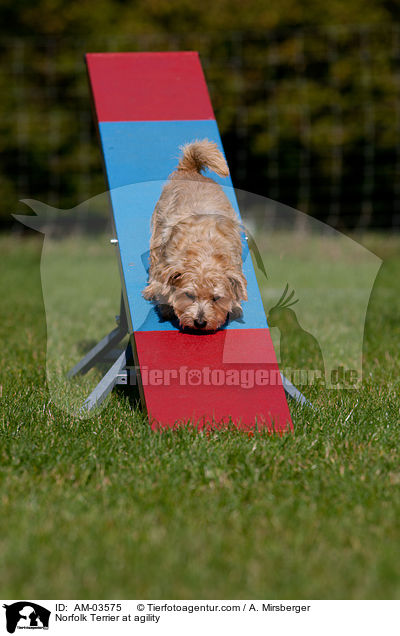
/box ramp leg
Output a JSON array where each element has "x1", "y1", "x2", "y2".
[
  {"x1": 80, "y1": 349, "x2": 128, "y2": 412},
  {"x1": 67, "y1": 325, "x2": 126, "y2": 377},
  {"x1": 280, "y1": 373, "x2": 313, "y2": 408},
  {"x1": 68, "y1": 294, "x2": 128, "y2": 378}
]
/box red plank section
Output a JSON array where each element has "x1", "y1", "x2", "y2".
[
  {"x1": 134, "y1": 329, "x2": 292, "y2": 432},
  {"x1": 86, "y1": 52, "x2": 215, "y2": 122}
]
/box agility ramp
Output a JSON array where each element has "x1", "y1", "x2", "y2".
[{"x1": 72, "y1": 51, "x2": 293, "y2": 431}]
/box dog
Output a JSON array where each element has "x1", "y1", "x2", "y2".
[{"x1": 142, "y1": 139, "x2": 248, "y2": 331}]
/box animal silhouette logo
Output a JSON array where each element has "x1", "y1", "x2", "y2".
[
  {"x1": 268, "y1": 284, "x2": 325, "y2": 384},
  {"x1": 3, "y1": 602, "x2": 51, "y2": 633},
  {"x1": 14, "y1": 189, "x2": 382, "y2": 394}
]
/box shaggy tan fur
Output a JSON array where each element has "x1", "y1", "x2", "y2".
[{"x1": 142, "y1": 139, "x2": 248, "y2": 330}]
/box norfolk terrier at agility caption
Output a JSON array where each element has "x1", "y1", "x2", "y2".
[{"x1": 142, "y1": 139, "x2": 248, "y2": 331}]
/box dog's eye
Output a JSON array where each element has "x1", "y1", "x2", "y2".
[
  {"x1": 185, "y1": 292, "x2": 195, "y2": 301},
  {"x1": 212, "y1": 295, "x2": 221, "y2": 302}
]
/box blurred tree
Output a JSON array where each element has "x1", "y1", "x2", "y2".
[{"x1": 0, "y1": 0, "x2": 399, "y2": 230}]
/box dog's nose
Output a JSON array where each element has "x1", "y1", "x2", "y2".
[{"x1": 194, "y1": 319, "x2": 207, "y2": 329}]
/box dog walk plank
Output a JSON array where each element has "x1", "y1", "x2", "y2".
[{"x1": 86, "y1": 52, "x2": 292, "y2": 431}]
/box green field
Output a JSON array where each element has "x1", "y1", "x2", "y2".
[{"x1": 0, "y1": 232, "x2": 399, "y2": 599}]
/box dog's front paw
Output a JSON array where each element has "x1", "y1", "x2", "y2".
[{"x1": 142, "y1": 280, "x2": 160, "y2": 300}]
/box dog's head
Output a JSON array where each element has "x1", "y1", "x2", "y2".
[
  {"x1": 144, "y1": 214, "x2": 248, "y2": 331},
  {"x1": 163, "y1": 262, "x2": 247, "y2": 331}
]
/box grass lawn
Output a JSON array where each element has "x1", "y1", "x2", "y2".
[{"x1": 0, "y1": 231, "x2": 399, "y2": 599}]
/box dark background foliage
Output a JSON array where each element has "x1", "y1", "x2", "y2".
[{"x1": 1, "y1": 0, "x2": 400, "y2": 230}]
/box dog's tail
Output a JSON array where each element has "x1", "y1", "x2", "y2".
[{"x1": 177, "y1": 139, "x2": 229, "y2": 177}]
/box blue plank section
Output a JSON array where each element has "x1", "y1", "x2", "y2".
[
  {"x1": 109, "y1": 182, "x2": 268, "y2": 333},
  {"x1": 98, "y1": 117, "x2": 268, "y2": 333},
  {"x1": 99, "y1": 120, "x2": 231, "y2": 188}
]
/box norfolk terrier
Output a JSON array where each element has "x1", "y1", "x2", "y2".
[{"x1": 142, "y1": 139, "x2": 248, "y2": 331}]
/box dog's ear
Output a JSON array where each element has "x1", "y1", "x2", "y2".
[
  {"x1": 229, "y1": 272, "x2": 248, "y2": 302},
  {"x1": 168, "y1": 272, "x2": 182, "y2": 286},
  {"x1": 160, "y1": 271, "x2": 182, "y2": 297}
]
